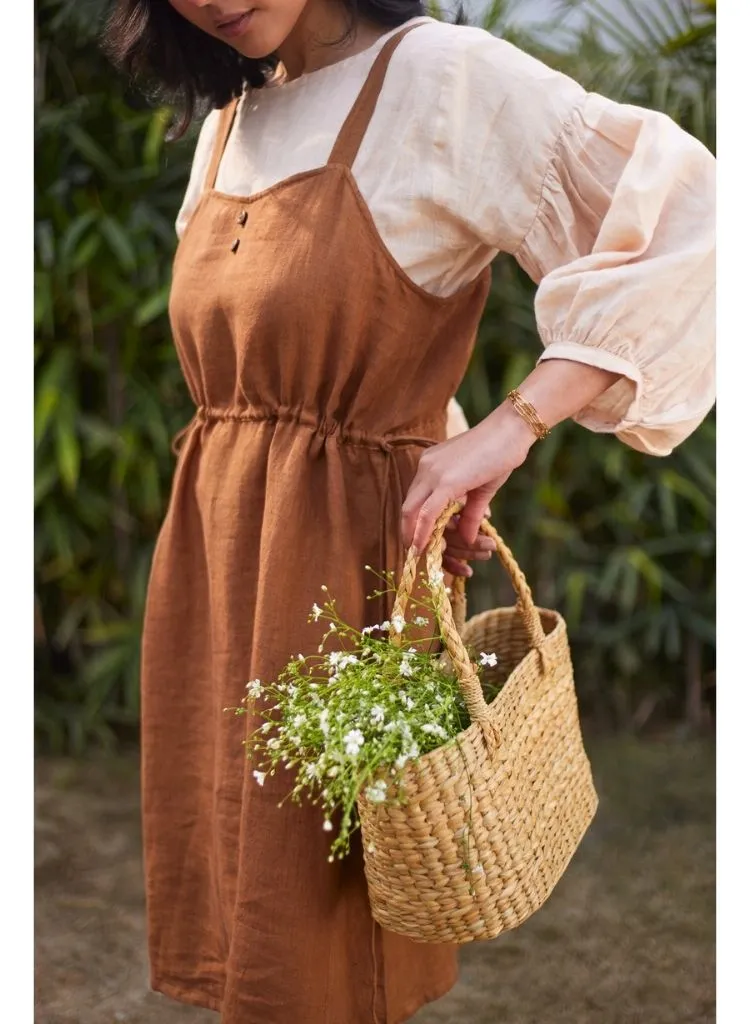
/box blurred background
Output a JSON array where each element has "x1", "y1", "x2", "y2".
[{"x1": 34, "y1": 1, "x2": 716, "y2": 1022}]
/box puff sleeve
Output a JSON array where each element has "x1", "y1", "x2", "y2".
[{"x1": 514, "y1": 92, "x2": 715, "y2": 455}]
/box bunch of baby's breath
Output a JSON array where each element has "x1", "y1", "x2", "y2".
[{"x1": 233, "y1": 568, "x2": 500, "y2": 861}]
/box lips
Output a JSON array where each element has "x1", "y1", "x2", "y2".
[{"x1": 215, "y1": 9, "x2": 255, "y2": 37}]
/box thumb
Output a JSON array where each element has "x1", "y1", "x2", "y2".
[{"x1": 456, "y1": 488, "x2": 494, "y2": 547}]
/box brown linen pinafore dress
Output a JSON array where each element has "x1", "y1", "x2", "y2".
[{"x1": 141, "y1": 23, "x2": 491, "y2": 1024}]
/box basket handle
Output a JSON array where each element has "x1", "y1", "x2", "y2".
[{"x1": 391, "y1": 500, "x2": 548, "y2": 751}]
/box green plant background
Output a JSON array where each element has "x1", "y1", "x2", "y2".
[{"x1": 34, "y1": 0, "x2": 715, "y2": 752}]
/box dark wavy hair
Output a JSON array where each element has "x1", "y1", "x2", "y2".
[{"x1": 102, "y1": 1, "x2": 460, "y2": 136}]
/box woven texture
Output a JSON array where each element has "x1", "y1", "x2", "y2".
[{"x1": 358, "y1": 501, "x2": 598, "y2": 944}]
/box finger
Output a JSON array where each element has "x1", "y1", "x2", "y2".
[
  {"x1": 444, "y1": 536, "x2": 494, "y2": 557},
  {"x1": 444, "y1": 545, "x2": 492, "y2": 562},
  {"x1": 442, "y1": 554, "x2": 473, "y2": 577},
  {"x1": 457, "y1": 487, "x2": 497, "y2": 547},
  {"x1": 412, "y1": 489, "x2": 458, "y2": 555},
  {"x1": 400, "y1": 471, "x2": 433, "y2": 548},
  {"x1": 443, "y1": 521, "x2": 495, "y2": 550}
]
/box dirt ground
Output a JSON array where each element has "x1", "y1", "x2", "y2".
[{"x1": 35, "y1": 735, "x2": 715, "y2": 1024}]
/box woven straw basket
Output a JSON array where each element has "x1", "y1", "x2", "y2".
[{"x1": 357, "y1": 500, "x2": 598, "y2": 944}]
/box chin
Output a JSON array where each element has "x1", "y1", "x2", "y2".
[{"x1": 235, "y1": 35, "x2": 278, "y2": 60}]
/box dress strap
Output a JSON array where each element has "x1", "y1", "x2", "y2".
[
  {"x1": 204, "y1": 95, "x2": 241, "y2": 191},
  {"x1": 327, "y1": 22, "x2": 423, "y2": 170}
]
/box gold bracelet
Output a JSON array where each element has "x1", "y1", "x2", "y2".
[{"x1": 506, "y1": 389, "x2": 551, "y2": 441}]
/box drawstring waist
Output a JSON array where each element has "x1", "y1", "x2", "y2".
[{"x1": 170, "y1": 403, "x2": 442, "y2": 456}]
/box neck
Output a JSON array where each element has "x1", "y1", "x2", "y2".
[{"x1": 277, "y1": 4, "x2": 391, "y2": 81}]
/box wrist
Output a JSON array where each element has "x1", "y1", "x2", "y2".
[{"x1": 485, "y1": 400, "x2": 538, "y2": 455}]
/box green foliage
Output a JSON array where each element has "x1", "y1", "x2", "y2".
[
  {"x1": 546, "y1": 0, "x2": 716, "y2": 149},
  {"x1": 34, "y1": 0, "x2": 715, "y2": 751},
  {"x1": 34, "y1": 0, "x2": 197, "y2": 751}
]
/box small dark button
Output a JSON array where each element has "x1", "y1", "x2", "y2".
[
  {"x1": 237, "y1": 210, "x2": 248, "y2": 226},
  {"x1": 231, "y1": 238, "x2": 240, "y2": 253}
]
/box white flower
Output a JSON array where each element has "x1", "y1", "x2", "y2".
[
  {"x1": 428, "y1": 568, "x2": 444, "y2": 588},
  {"x1": 361, "y1": 625, "x2": 376, "y2": 635},
  {"x1": 327, "y1": 651, "x2": 343, "y2": 669},
  {"x1": 293, "y1": 714, "x2": 306, "y2": 729},
  {"x1": 323, "y1": 819, "x2": 333, "y2": 832},
  {"x1": 400, "y1": 694, "x2": 415, "y2": 710},
  {"x1": 319, "y1": 709, "x2": 330, "y2": 735},
  {"x1": 297, "y1": 653, "x2": 305, "y2": 662},
  {"x1": 312, "y1": 603, "x2": 323, "y2": 621},
  {"x1": 338, "y1": 654, "x2": 358, "y2": 670},
  {"x1": 395, "y1": 753, "x2": 409, "y2": 769},
  {"x1": 343, "y1": 729, "x2": 365, "y2": 757},
  {"x1": 391, "y1": 613, "x2": 405, "y2": 635},
  {"x1": 365, "y1": 779, "x2": 388, "y2": 803},
  {"x1": 479, "y1": 652, "x2": 498, "y2": 667},
  {"x1": 379, "y1": 620, "x2": 391, "y2": 630},
  {"x1": 252, "y1": 770, "x2": 266, "y2": 786},
  {"x1": 399, "y1": 658, "x2": 414, "y2": 678},
  {"x1": 421, "y1": 723, "x2": 448, "y2": 740},
  {"x1": 246, "y1": 678, "x2": 263, "y2": 698},
  {"x1": 414, "y1": 615, "x2": 429, "y2": 627},
  {"x1": 401, "y1": 735, "x2": 419, "y2": 758},
  {"x1": 370, "y1": 705, "x2": 385, "y2": 725}
]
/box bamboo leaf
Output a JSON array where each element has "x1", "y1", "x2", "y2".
[
  {"x1": 35, "y1": 348, "x2": 72, "y2": 445},
  {"x1": 134, "y1": 284, "x2": 170, "y2": 327},
  {"x1": 143, "y1": 107, "x2": 171, "y2": 169},
  {"x1": 59, "y1": 210, "x2": 99, "y2": 269},
  {"x1": 54, "y1": 400, "x2": 81, "y2": 493},
  {"x1": 64, "y1": 122, "x2": 119, "y2": 178},
  {"x1": 99, "y1": 215, "x2": 138, "y2": 272}
]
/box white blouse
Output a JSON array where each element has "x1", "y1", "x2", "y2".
[{"x1": 176, "y1": 16, "x2": 715, "y2": 455}]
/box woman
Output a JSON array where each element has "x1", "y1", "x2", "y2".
[{"x1": 104, "y1": 1, "x2": 715, "y2": 1021}]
